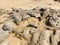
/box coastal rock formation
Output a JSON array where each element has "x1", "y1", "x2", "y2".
[{"x1": 0, "y1": 7, "x2": 60, "y2": 45}]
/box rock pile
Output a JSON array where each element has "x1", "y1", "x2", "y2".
[{"x1": 0, "y1": 7, "x2": 60, "y2": 45}]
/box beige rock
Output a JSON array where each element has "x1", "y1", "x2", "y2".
[
  {"x1": 0, "y1": 29, "x2": 9, "y2": 43},
  {"x1": 51, "y1": 29, "x2": 60, "y2": 45},
  {"x1": 8, "y1": 37, "x2": 20, "y2": 45},
  {"x1": 2, "y1": 21, "x2": 17, "y2": 33},
  {"x1": 37, "y1": 30, "x2": 51, "y2": 45}
]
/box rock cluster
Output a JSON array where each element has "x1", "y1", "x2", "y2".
[{"x1": 0, "y1": 7, "x2": 60, "y2": 45}]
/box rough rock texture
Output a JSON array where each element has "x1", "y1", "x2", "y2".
[{"x1": 0, "y1": 7, "x2": 60, "y2": 45}]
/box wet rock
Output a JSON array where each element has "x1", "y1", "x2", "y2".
[{"x1": 54, "y1": 0, "x2": 60, "y2": 2}]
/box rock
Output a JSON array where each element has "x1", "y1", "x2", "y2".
[
  {"x1": 0, "y1": 29, "x2": 9, "y2": 43},
  {"x1": 37, "y1": 30, "x2": 51, "y2": 45},
  {"x1": 26, "y1": 8, "x2": 40, "y2": 18},
  {"x1": 26, "y1": 7, "x2": 49, "y2": 21},
  {"x1": 54, "y1": 0, "x2": 60, "y2": 2},
  {"x1": 0, "y1": 41, "x2": 8, "y2": 45},
  {"x1": 16, "y1": 27, "x2": 37, "y2": 41},
  {"x1": 2, "y1": 21, "x2": 17, "y2": 33},
  {"x1": 0, "y1": 37, "x2": 25, "y2": 45},
  {"x1": 39, "y1": 8, "x2": 49, "y2": 19},
  {"x1": 9, "y1": 8, "x2": 30, "y2": 25},
  {"x1": 52, "y1": 29, "x2": 60, "y2": 45},
  {"x1": 1, "y1": 7, "x2": 60, "y2": 45},
  {"x1": 47, "y1": 9, "x2": 60, "y2": 28},
  {"x1": 8, "y1": 37, "x2": 21, "y2": 45},
  {"x1": 54, "y1": 0, "x2": 57, "y2": 1},
  {"x1": 9, "y1": 11, "x2": 22, "y2": 25},
  {"x1": 16, "y1": 8, "x2": 30, "y2": 21},
  {"x1": 29, "y1": 30, "x2": 41, "y2": 45}
]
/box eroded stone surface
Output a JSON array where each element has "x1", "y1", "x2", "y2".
[
  {"x1": 0, "y1": 7, "x2": 60, "y2": 45},
  {"x1": 2, "y1": 21, "x2": 17, "y2": 33}
]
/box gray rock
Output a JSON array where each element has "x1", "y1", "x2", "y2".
[
  {"x1": 2, "y1": 21, "x2": 17, "y2": 33},
  {"x1": 9, "y1": 8, "x2": 30, "y2": 24},
  {"x1": 48, "y1": 9, "x2": 60, "y2": 28},
  {"x1": 18, "y1": 8, "x2": 30, "y2": 21},
  {"x1": 11, "y1": 12, "x2": 22, "y2": 25},
  {"x1": 26, "y1": 8, "x2": 40, "y2": 18}
]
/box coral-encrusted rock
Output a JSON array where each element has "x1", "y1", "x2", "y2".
[{"x1": 2, "y1": 21, "x2": 17, "y2": 33}]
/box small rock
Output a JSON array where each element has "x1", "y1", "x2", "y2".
[
  {"x1": 37, "y1": 30, "x2": 51, "y2": 45},
  {"x1": 2, "y1": 21, "x2": 17, "y2": 33},
  {"x1": 29, "y1": 30, "x2": 41, "y2": 45},
  {"x1": 9, "y1": 8, "x2": 30, "y2": 24},
  {"x1": 52, "y1": 29, "x2": 60, "y2": 45},
  {"x1": 0, "y1": 29, "x2": 9, "y2": 43},
  {"x1": 16, "y1": 27, "x2": 37, "y2": 41},
  {"x1": 47, "y1": 9, "x2": 60, "y2": 28},
  {"x1": 26, "y1": 8, "x2": 40, "y2": 18},
  {"x1": 10, "y1": 11, "x2": 22, "y2": 25}
]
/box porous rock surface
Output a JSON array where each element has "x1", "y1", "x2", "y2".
[{"x1": 0, "y1": 7, "x2": 60, "y2": 45}]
